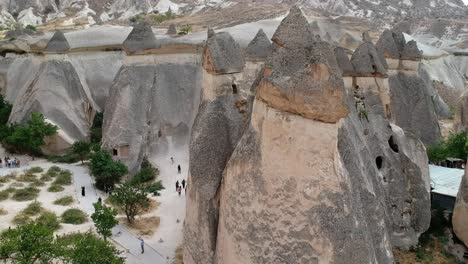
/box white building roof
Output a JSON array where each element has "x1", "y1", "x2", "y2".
[{"x1": 429, "y1": 165, "x2": 464, "y2": 198}]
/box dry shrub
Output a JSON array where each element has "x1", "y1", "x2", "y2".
[
  {"x1": 119, "y1": 216, "x2": 160, "y2": 237},
  {"x1": 173, "y1": 244, "x2": 184, "y2": 264},
  {"x1": 0, "y1": 208, "x2": 7, "y2": 215}
]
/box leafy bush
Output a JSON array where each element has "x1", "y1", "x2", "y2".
[
  {"x1": 90, "y1": 150, "x2": 127, "y2": 191},
  {"x1": 28, "y1": 167, "x2": 44, "y2": 174},
  {"x1": 427, "y1": 132, "x2": 468, "y2": 162},
  {"x1": 0, "y1": 189, "x2": 9, "y2": 201},
  {"x1": 0, "y1": 95, "x2": 12, "y2": 141},
  {"x1": 53, "y1": 170, "x2": 72, "y2": 186},
  {"x1": 47, "y1": 153, "x2": 81, "y2": 164},
  {"x1": 37, "y1": 211, "x2": 60, "y2": 231},
  {"x1": 47, "y1": 184, "x2": 64, "y2": 192},
  {"x1": 146, "y1": 181, "x2": 164, "y2": 195},
  {"x1": 46, "y1": 166, "x2": 61, "y2": 177},
  {"x1": 4, "y1": 187, "x2": 16, "y2": 193},
  {"x1": 90, "y1": 112, "x2": 103, "y2": 144},
  {"x1": 61, "y1": 209, "x2": 87, "y2": 224},
  {"x1": 152, "y1": 8, "x2": 176, "y2": 24},
  {"x1": 53, "y1": 196, "x2": 74, "y2": 206},
  {"x1": 24, "y1": 24, "x2": 36, "y2": 31},
  {"x1": 29, "y1": 179, "x2": 45, "y2": 187},
  {"x1": 178, "y1": 25, "x2": 192, "y2": 35},
  {"x1": 9, "y1": 182, "x2": 24, "y2": 188},
  {"x1": 4, "y1": 112, "x2": 58, "y2": 156},
  {"x1": 12, "y1": 187, "x2": 40, "y2": 201},
  {"x1": 23, "y1": 201, "x2": 43, "y2": 216},
  {"x1": 131, "y1": 158, "x2": 158, "y2": 184}
]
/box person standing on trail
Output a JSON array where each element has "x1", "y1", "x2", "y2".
[
  {"x1": 177, "y1": 185, "x2": 182, "y2": 196},
  {"x1": 176, "y1": 180, "x2": 179, "y2": 192},
  {"x1": 97, "y1": 197, "x2": 102, "y2": 204},
  {"x1": 177, "y1": 164, "x2": 181, "y2": 174},
  {"x1": 182, "y1": 179, "x2": 186, "y2": 189},
  {"x1": 139, "y1": 237, "x2": 144, "y2": 254},
  {"x1": 81, "y1": 186, "x2": 85, "y2": 196}
]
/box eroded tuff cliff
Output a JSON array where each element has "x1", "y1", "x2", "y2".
[
  {"x1": 453, "y1": 166, "x2": 468, "y2": 247},
  {"x1": 185, "y1": 6, "x2": 431, "y2": 264},
  {"x1": 184, "y1": 29, "x2": 268, "y2": 264}
]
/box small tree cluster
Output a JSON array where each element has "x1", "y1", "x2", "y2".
[
  {"x1": 130, "y1": 158, "x2": 164, "y2": 195},
  {"x1": 90, "y1": 150, "x2": 128, "y2": 191},
  {"x1": 91, "y1": 203, "x2": 118, "y2": 240},
  {"x1": 110, "y1": 182, "x2": 150, "y2": 224},
  {"x1": 0, "y1": 222, "x2": 124, "y2": 263},
  {"x1": 427, "y1": 132, "x2": 468, "y2": 162}
]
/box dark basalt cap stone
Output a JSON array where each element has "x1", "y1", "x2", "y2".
[
  {"x1": 203, "y1": 31, "x2": 245, "y2": 74},
  {"x1": 271, "y1": 5, "x2": 314, "y2": 49},
  {"x1": 245, "y1": 29, "x2": 273, "y2": 60},
  {"x1": 45, "y1": 31, "x2": 70, "y2": 53},
  {"x1": 123, "y1": 22, "x2": 160, "y2": 54}
]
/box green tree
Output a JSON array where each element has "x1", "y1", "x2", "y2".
[
  {"x1": 72, "y1": 141, "x2": 91, "y2": 164},
  {"x1": 91, "y1": 203, "x2": 118, "y2": 240},
  {"x1": 90, "y1": 150, "x2": 128, "y2": 191},
  {"x1": 110, "y1": 182, "x2": 150, "y2": 223},
  {"x1": 58, "y1": 232, "x2": 124, "y2": 264},
  {"x1": 0, "y1": 95, "x2": 13, "y2": 140},
  {"x1": 0, "y1": 222, "x2": 61, "y2": 263},
  {"x1": 90, "y1": 112, "x2": 103, "y2": 145},
  {"x1": 4, "y1": 112, "x2": 58, "y2": 155}
]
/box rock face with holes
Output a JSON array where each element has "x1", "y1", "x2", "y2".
[
  {"x1": 102, "y1": 56, "x2": 202, "y2": 173},
  {"x1": 8, "y1": 60, "x2": 95, "y2": 154},
  {"x1": 375, "y1": 29, "x2": 440, "y2": 145},
  {"x1": 184, "y1": 7, "x2": 431, "y2": 264},
  {"x1": 184, "y1": 29, "x2": 264, "y2": 264},
  {"x1": 453, "y1": 166, "x2": 468, "y2": 247}
]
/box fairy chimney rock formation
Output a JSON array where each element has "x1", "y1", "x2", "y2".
[
  {"x1": 453, "y1": 166, "x2": 468, "y2": 247},
  {"x1": 202, "y1": 31, "x2": 245, "y2": 74},
  {"x1": 167, "y1": 24, "x2": 177, "y2": 35},
  {"x1": 245, "y1": 29, "x2": 273, "y2": 61},
  {"x1": 123, "y1": 22, "x2": 160, "y2": 55},
  {"x1": 351, "y1": 41, "x2": 387, "y2": 77},
  {"x1": 44, "y1": 31, "x2": 70, "y2": 53},
  {"x1": 334, "y1": 46, "x2": 354, "y2": 77}
]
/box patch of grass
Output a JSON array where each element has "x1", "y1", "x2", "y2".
[
  {"x1": 53, "y1": 196, "x2": 74, "y2": 206},
  {"x1": 22, "y1": 201, "x2": 42, "y2": 216},
  {"x1": 29, "y1": 179, "x2": 45, "y2": 187},
  {"x1": 47, "y1": 184, "x2": 64, "y2": 192},
  {"x1": 37, "y1": 211, "x2": 60, "y2": 231},
  {"x1": 16, "y1": 172, "x2": 37, "y2": 182},
  {"x1": 45, "y1": 166, "x2": 61, "y2": 177},
  {"x1": 10, "y1": 182, "x2": 24, "y2": 188},
  {"x1": 0, "y1": 190, "x2": 9, "y2": 201},
  {"x1": 12, "y1": 187, "x2": 40, "y2": 201},
  {"x1": 3, "y1": 173, "x2": 17, "y2": 181},
  {"x1": 0, "y1": 208, "x2": 7, "y2": 215},
  {"x1": 47, "y1": 152, "x2": 81, "y2": 164},
  {"x1": 61, "y1": 208, "x2": 87, "y2": 225},
  {"x1": 12, "y1": 212, "x2": 30, "y2": 225},
  {"x1": 40, "y1": 174, "x2": 52, "y2": 182},
  {"x1": 120, "y1": 216, "x2": 160, "y2": 236},
  {"x1": 53, "y1": 170, "x2": 72, "y2": 186},
  {"x1": 0, "y1": 175, "x2": 11, "y2": 183},
  {"x1": 27, "y1": 167, "x2": 43, "y2": 174},
  {"x1": 4, "y1": 187, "x2": 16, "y2": 193}
]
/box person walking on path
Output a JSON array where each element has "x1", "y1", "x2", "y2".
[
  {"x1": 182, "y1": 179, "x2": 186, "y2": 189},
  {"x1": 97, "y1": 197, "x2": 102, "y2": 204},
  {"x1": 177, "y1": 164, "x2": 181, "y2": 174},
  {"x1": 177, "y1": 185, "x2": 182, "y2": 196},
  {"x1": 139, "y1": 237, "x2": 144, "y2": 254},
  {"x1": 81, "y1": 186, "x2": 86, "y2": 197},
  {"x1": 176, "y1": 180, "x2": 179, "y2": 192}
]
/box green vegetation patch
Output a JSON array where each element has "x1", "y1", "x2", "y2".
[
  {"x1": 0, "y1": 190, "x2": 9, "y2": 201},
  {"x1": 12, "y1": 187, "x2": 40, "y2": 201},
  {"x1": 47, "y1": 184, "x2": 64, "y2": 193},
  {"x1": 27, "y1": 167, "x2": 44, "y2": 174},
  {"x1": 22, "y1": 201, "x2": 43, "y2": 216},
  {"x1": 61, "y1": 208, "x2": 88, "y2": 225},
  {"x1": 53, "y1": 169, "x2": 72, "y2": 186},
  {"x1": 37, "y1": 211, "x2": 60, "y2": 231},
  {"x1": 53, "y1": 196, "x2": 74, "y2": 206}
]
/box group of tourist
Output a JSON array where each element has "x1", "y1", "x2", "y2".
[
  {"x1": 0, "y1": 157, "x2": 20, "y2": 168},
  {"x1": 176, "y1": 179, "x2": 186, "y2": 196}
]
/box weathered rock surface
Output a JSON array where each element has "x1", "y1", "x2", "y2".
[
  {"x1": 44, "y1": 31, "x2": 70, "y2": 53},
  {"x1": 245, "y1": 29, "x2": 272, "y2": 61},
  {"x1": 102, "y1": 58, "x2": 202, "y2": 173},
  {"x1": 8, "y1": 60, "x2": 94, "y2": 153},
  {"x1": 123, "y1": 22, "x2": 159, "y2": 55},
  {"x1": 453, "y1": 166, "x2": 468, "y2": 247},
  {"x1": 167, "y1": 24, "x2": 177, "y2": 35},
  {"x1": 334, "y1": 46, "x2": 354, "y2": 76},
  {"x1": 389, "y1": 73, "x2": 441, "y2": 145},
  {"x1": 271, "y1": 5, "x2": 314, "y2": 49},
  {"x1": 351, "y1": 41, "x2": 387, "y2": 76},
  {"x1": 203, "y1": 31, "x2": 245, "y2": 74}
]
